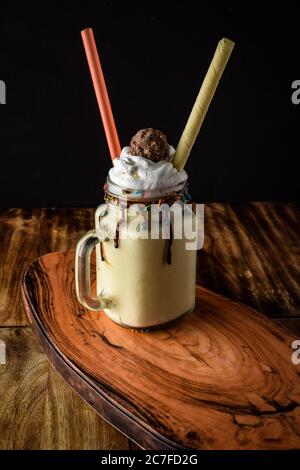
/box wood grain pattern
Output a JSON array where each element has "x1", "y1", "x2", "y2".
[
  {"x1": 0, "y1": 208, "x2": 94, "y2": 326},
  {"x1": 38, "y1": 208, "x2": 94, "y2": 254},
  {"x1": 1, "y1": 204, "x2": 299, "y2": 450},
  {"x1": 0, "y1": 327, "x2": 130, "y2": 450},
  {"x1": 274, "y1": 318, "x2": 300, "y2": 336},
  {"x1": 22, "y1": 250, "x2": 300, "y2": 450},
  {"x1": 198, "y1": 202, "x2": 300, "y2": 317},
  {"x1": 0, "y1": 209, "x2": 40, "y2": 326},
  {"x1": 0, "y1": 208, "x2": 136, "y2": 449},
  {"x1": 1, "y1": 204, "x2": 299, "y2": 327}
]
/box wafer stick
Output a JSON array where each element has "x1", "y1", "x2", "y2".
[{"x1": 173, "y1": 38, "x2": 235, "y2": 171}]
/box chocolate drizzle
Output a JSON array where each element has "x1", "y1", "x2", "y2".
[
  {"x1": 104, "y1": 184, "x2": 191, "y2": 262},
  {"x1": 100, "y1": 242, "x2": 105, "y2": 261},
  {"x1": 114, "y1": 221, "x2": 120, "y2": 248},
  {"x1": 166, "y1": 218, "x2": 173, "y2": 265},
  {"x1": 114, "y1": 206, "x2": 126, "y2": 249}
]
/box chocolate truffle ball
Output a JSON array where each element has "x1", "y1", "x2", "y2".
[{"x1": 130, "y1": 128, "x2": 170, "y2": 162}]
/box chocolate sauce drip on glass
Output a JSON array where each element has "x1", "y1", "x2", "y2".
[
  {"x1": 166, "y1": 218, "x2": 173, "y2": 265},
  {"x1": 114, "y1": 206, "x2": 126, "y2": 249},
  {"x1": 100, "y1": 242, "x2": 105, "y2": 261},
  {"x1": 114, "y1": 222, "x2": 120, "y2": 248}
]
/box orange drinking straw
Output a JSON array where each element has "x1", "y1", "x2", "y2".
[{"x1": 81, "y1": 28, "x2": 121, "y2": 162}]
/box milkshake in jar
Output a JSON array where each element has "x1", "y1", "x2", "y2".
[
  {"x1": 77, "y1": 31, "x2": 234, "y2": 329},
  {"x1": 75, "y1": 129, "x2": 198, "y2": 329}
]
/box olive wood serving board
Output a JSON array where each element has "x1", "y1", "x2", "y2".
[{"x1": 22, "y1": 250, "x2": 300, "y2": 450}]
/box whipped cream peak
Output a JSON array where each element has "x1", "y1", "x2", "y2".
[{"x1": 109, "y1": 146, "x2": 188, "y2": 190}]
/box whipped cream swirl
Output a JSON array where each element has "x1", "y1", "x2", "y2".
[{"x1": 109, "y1": 146, "x2": 187, "y2": 190}]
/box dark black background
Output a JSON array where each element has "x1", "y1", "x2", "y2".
[{"x1": 0, "y1": 1, "x2": 299, "y2": 206}]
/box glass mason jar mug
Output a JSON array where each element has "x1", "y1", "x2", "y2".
[{"x1": 75, "y1": 177, "x2": 198, "y2": 329}]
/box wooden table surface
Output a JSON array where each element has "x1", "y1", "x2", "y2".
[{"x1": 0, "y1": 203, "x2": 299, "y2": 449}]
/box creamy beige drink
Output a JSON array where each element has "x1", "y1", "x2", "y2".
[
  {"x1": 95, "y1": 129, "x2": 197, "y2": 328},
  {"x1": 76, "y1": 129, "x2": 198, "y2": 329},
  {"x1": 76, "y1": 36, "x2": 234, "y2": 329},
  {"x1": 95, "y1": 189, "x2": 197, "y2": 329}
]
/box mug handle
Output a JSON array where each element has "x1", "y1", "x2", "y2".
[{"x1": 75, "y1": 229, "x2": 111, "y2": 311}]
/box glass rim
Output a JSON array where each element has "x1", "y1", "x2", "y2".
[{"x1": 105, "y1": 176, "x2": 187, "y2": 201}]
